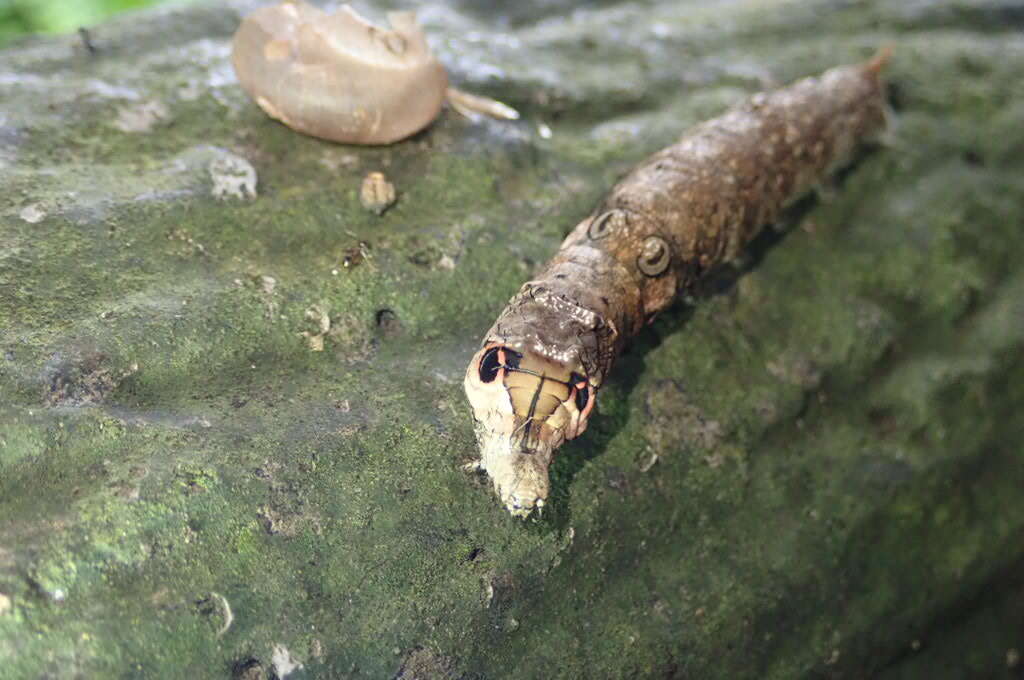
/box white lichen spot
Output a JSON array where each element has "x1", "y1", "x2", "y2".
[
  {"x1": 259, "y1": 275, "x2": 277, "y2": 295},
  {"x1": 271, "y1": 644, "x2": 303, "y2": 678},
  {"x1": 113, "y1": 99, "x2": 169, "y2": 133},
  {"x1": 300, "y1": 304, "x2": 331, "y2": 351},
  {"x1": 209, "y1": 154, "x2": 258, "y2": 200},
  {"x1": 19, "y1": 203, "x2": 46, "y2": 223}
]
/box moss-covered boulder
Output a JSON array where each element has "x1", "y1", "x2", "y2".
[{"x1": 2, "y1": 1, "x2": 1022, "y2": 677}]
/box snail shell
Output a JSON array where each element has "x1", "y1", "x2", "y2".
[{"x1": 231, "y1": 0, "x2": 449, "y2": 145}]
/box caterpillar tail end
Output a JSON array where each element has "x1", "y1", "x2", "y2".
[{"x1": 865, "y1": 45, "x2": 894, "y2": 77}]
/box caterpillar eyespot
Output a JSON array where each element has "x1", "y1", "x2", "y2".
[
  {"x1": 587, "y1": 209, "x2": 628, "y2": 240},
  {"x1": 638, "y1": 236, "x2": 671, "y2": 277},
  {"x1": 464, "y1": 50, "x2": 893, "y2": 517},
  {"x1": 478, "y1": 346, "x2": 502, "y2": 383}
]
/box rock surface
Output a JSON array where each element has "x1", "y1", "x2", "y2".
[{"x1": 1, "y1": 1, "x2": 1023, "y2": 678}]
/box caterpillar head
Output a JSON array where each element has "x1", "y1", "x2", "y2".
[{"x1": 463, "y1": 343, "x2": 596, "y2": 517}]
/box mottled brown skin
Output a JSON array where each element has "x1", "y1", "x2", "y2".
[{"x1": 465, "y1": 53, "x2": 891, "y2": 516}]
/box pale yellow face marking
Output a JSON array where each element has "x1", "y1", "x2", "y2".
[{"x1": 464, "y1": 346, "x2": 594, "y2": 516}]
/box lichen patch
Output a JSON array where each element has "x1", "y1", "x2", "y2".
[
  {"x1": 112, "y1": 99, "x2": 169, "y2": 133},
  {"x1": 43, "y1": 351, "x2": 139, "y2": 407},
  {"x1": 643, "y1": 379, "x2": 723, "y2": 455},
  {"x1": 209, "y1": 152, "x2": 258, "y2": 200},
  {"x1": 18, "y1": 202, "x2": 46, "y2": 223},
  {"x1": 270, "y1": 644, "x2": 303, "y2": 678}
]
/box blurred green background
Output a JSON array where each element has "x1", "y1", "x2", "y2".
[{"x1": 0, "y1": 0, "x2": 178, "y2": 45}]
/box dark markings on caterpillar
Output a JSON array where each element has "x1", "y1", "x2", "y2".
[{"x1": 464, "y1": 50, "x2": 893, "y2": 517}]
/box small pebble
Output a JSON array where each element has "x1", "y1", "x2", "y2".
[
  {"x1": 113, "y1": 99, "x2": 169, "y2": 133},
  {"x1": 210, "y1": 153, "x2": 258, "y2": 200},
  {"x1": 360, "y1": 171, "x2": 396, "y2": 215}
]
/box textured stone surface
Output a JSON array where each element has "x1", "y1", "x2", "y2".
[{"x1": 1, "y1": 1, "x2": 1022, "y2": 678}]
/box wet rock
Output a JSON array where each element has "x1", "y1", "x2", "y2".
[{"x1": 1, "y1": 1, "x2": 1023, "y2": 679}]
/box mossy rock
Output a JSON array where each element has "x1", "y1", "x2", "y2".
[{"x1": 1, "y1": 1, "x2": 1023, "y2": 678}]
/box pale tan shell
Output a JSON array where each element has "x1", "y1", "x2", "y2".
[{"x1": 231, "y1": 0, "x2": 449, "y2": 145}]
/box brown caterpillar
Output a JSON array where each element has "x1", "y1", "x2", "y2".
[{"x1": 463, "y1": 51, "x2": 891, "y2": 517}]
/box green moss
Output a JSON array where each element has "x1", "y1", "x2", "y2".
[{"x1": 2, "y1": 1, "x2": 1024, "y2": 678}]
